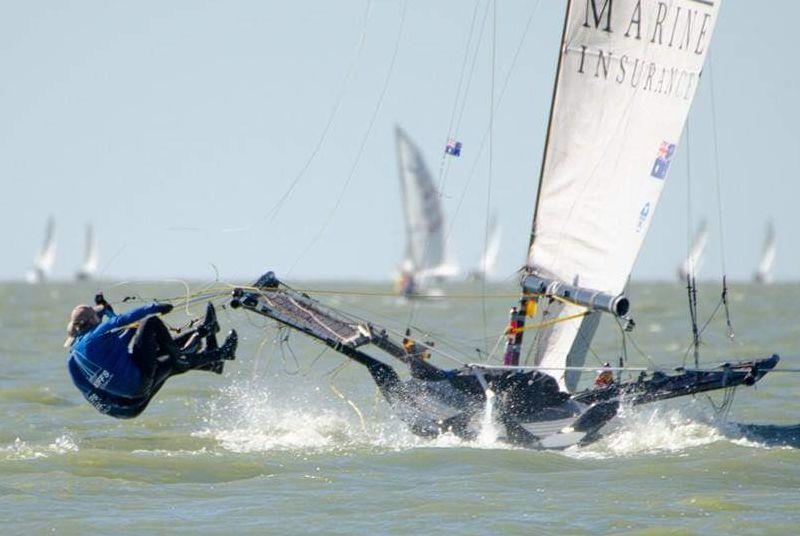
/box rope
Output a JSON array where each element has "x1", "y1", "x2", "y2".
[{"x1": 328, "y1": 361, "x2": 368, "y2": 433}]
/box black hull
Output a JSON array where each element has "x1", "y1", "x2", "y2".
[
  {"x1": 231, "y1": 271, "x2": 780, "y2": 450},
  {"x1": 572, "y1": 355, "x2": 779, "y2": 407}
]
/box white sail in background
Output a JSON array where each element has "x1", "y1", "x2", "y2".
[
  {"x1": 754, "y1": 222, "x2": 776, "y2": 284},
  {"x1": 480, "y1": 214, "x2": 501, "y2": 279},
  {"x1": 26, "y1": 215, "x2": 56, "y2": 283},
  {"x1": 395, "y1": 126, "x2": 458, "y2": 282},
  {"x1": 527, "y1": 0, "x2": 722, "y2": 391},
  {"x1": 76, "y1": 222, "x2": 99, "y2": 281},
  {"x1": 469, "y1": 215, "x2": 502, "y2": 281},
  {"x1": 677, "y1": 220, "x2": 708, "y2": 282}
]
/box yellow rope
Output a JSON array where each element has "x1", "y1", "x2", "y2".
[
  {"x1": 328, "y1": 361, "x2": 368, "y2": 434},
  {"x1": 509, "y1": 310, "x2": 590, "y2": 334}
]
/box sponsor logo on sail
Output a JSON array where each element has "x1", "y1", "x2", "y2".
[{"x1": 650, "y1": 141, "x2": 675, "y2": 179}]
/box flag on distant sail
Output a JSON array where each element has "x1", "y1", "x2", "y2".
[{"x1": 445, "y1": 139, "x2": 462, "y2": 157}]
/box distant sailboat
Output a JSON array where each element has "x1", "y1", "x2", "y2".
[
  {"x1": 26, "y1": 216, "x2": 56, "y2": 284},
  {"x1": 754, "y1": 222, "x2": 776, "y2": 284},
  {"x1": 394, "y1": 126, "x2": 458, "y2": 296},
  {"x1": 677, "y1": 220, "x2": 708, "y2": 283},
  {"x1": 468, "y1": 214, "x2": 501, "y2": 281},
  {"x1": 75, "y1": 223, "x2": 99, "y2": 281}
]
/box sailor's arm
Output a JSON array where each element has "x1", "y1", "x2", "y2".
[{"x1": 95, "y1": 303, "x2": 173, "y2": 334}]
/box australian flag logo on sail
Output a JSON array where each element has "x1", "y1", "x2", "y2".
[
  {"x1": 445, "y1": 139, "x2": 462, "y2": 157},
  {"x1": 650, "y1": 141, "x2": 676, "y2": 179}
]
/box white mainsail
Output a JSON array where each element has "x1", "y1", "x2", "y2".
[
  {"x1": 76, "y1": 222, "x2": 99, "y2": 281},
  {"x1": 677, "y1": 219, "x2": 708, "y2": 282},
  {"x1": 395, "y1": 125, "x2": 458, "y2": 281},
  {"x1": 26, "y1": 215, "x2": 56, "y2": 283},
  {"x1": 754, "y1": 222, "x2": 776, "y2": 284},
  {"x1": 527, "y1": 0, "x2": 722, "y2": 391}
]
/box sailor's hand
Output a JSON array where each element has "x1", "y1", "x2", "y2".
[
  {"x1": 155, "y1": 303, "x2": 174, "y2": 315},
  {"x1": 94, "y1": 293, "x2": 108, "y2": 306}
]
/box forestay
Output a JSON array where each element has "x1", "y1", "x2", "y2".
[{"x1": 527, "y1": 0, "x2": 722, "y2": 391}]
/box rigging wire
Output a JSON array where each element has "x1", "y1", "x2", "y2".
[
  {"x1": 707, "y1": 53, "x2": 735, "y2": 340},
  {"x1": 406, "y1": 0, "x2": 541, "y2": 332},
  {"x1": 435, "y1": 0, "x2": 485, "y2": 188},
  {"x1": 480, "y1": 0, "x2": 497, "y2": 356},
  {"x1": 261, "y1": 0, "x2": 375, "y2": 224},
  {"x1": 683, "y1": 118, "x2": 701, "y2": 368},
  {"x1": 403, "y1": 0, "x2": 491, "y2": 332},
  {"x1": 287, "y1": 0, "x2": 408, "y2": 275}
]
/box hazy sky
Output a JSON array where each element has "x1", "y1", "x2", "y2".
[{"x1": 1, "y1": 1, "x2": 797, "y2": 282}]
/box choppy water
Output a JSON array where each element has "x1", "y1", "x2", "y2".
[{"x1": 1, "y1": 280, "x2": 799, "y2": 534}]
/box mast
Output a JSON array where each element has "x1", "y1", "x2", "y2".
[
  {"x1": 527, "y1": 0, "x2": 572, "y2": 255},
  {"x1": 504, "y1": 1, "x2": 572, "y2": 367}
]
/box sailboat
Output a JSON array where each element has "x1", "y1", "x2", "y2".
[
  {"x1": 677, "y1": 220, "x2": 708, "y2": 283},
  {"x1": 753, "y1": 222, "x2": 776, "y2": 284},
  {"x1": 230, "y1": 0, "x2": 778, "y2": 449},
  {"x1": 25, "y1": 216, "x2": 56, "y2": 284},
  {"x1": 394, "y1": 126, "x2": 458, "y2": 297},
  {"x1": 75, "y1": 223, "x2": 99, "y2": 281},
  {"x1": 467, "y1": 214, "x2": 501, "y2": 282}
]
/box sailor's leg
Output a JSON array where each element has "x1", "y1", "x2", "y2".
[
  {"x1": 173, "y1": 304, "x2": 221, "y2": 352},
  {"x1": 173, "y1": 330, "x2": 238, "y2": 373},
  {"x1": 132, "y1": 316, "x2": 183, "y2": 360}
]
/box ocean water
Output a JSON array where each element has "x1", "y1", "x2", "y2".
[{"x1": 1, "y1": 280, "x2": 799, "y2": 534}]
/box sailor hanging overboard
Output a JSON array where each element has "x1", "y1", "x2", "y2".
[
  {"x1": 444, "y1": 138, "x2": 462, "y2": 157},
  {"x1": 64, "y1": 294, "x2": 238, "y2": 419}
]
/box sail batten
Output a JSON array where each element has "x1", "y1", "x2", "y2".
[{"x1": 524, "y1": 0, "x2": 722, "y2": 391}]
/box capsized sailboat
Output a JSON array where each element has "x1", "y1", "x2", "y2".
[
  {"x1": 75, "y1": 223, "x2": 99, "y2": 281},
  {"x1": 25, "y1": 215, "x2": 56, "y2": 284},
  {"x1": 394, "y1": 126, "x2": 458, "y2": 297},
  {"x1": 232, "y1": 0, "x2": 779, "y2": 449},
  {"x1": 677, "y1": 220, "x2": 708, "y2": 283},
  {"x1": 754, "y1": 222, "x2": 776, "y2": 284}
]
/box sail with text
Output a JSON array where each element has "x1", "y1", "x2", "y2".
[{"x1": 525, "y1": 0, "x2": 722, "y2": 391}]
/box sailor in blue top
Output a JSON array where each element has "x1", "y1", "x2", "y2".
[{"x1": 65, "y1": 294, "x2": 237, "y2": 418}]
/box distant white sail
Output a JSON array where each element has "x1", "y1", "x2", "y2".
[
  {"x1": 76, "y1": 222, "x2": 99, "y2": 281},
  {"x1": 26, "y1": 215, "x2": 56, "y2": 283},
  {"x1": 677, "y1": 220, "x2": 709, "y2": 282},
  {"x1": 754, "y1": 222, "x2": 776, "y2": 284},
  {"x1": 395, "y1": 126, "x2": 458, "y2": 282},
  {"x1": 469, "y1": 215, "x2": 501, "y2": 281},
  {"x1": 527, "y1": 0, "x2": 722, "y2": 391}
]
